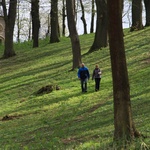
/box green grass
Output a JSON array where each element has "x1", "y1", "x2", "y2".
[{"x1": 0, "y1": 27, "x2": 150, "y2": 150}]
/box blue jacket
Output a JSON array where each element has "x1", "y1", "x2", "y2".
[{"x1": 78, "y1": 66, "x2": 90, "y2": 80}]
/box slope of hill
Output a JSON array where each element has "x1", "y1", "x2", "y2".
[{"x1": 0, "y1": 28, "x2": 150, "y2": 149}]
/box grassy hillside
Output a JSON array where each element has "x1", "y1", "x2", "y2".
[{"x1": 0, "y1": 27, "x2": 150, "y2": 150}]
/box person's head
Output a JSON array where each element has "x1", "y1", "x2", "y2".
[
  {"x1": 81, "y1": 63, "x2": 85, "y2": 68},
  {"x1": 95, "y1": 64, "x2": 99, "y2": 68}
]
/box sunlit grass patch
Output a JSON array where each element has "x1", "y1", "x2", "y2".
[{"x1": 0, "y1": 27, "x2": 150, "y2": 149}]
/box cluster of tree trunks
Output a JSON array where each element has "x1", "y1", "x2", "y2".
[{"x1": 1, "y1": 0, "x2": 150, "y2": 58}]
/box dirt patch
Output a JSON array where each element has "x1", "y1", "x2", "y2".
[
  {"x1": 87, "y1": 102, "x2": 105, "y2": 113},
  {"x1": 1, "y1": 115, "x2": 22, "y2": 121},
  {"x1": 73, "y1": 101, "x2": 106, "y2": 123},
  {"x1": 35, "y1": 84, "x2": 60, "y2": 95}
]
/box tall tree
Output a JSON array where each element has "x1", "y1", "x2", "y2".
[
  {"x1": 50, "y1": 0, "x2": 60, "y2": 43},
  {"x1": 79, "y1": 0, "x2": 87, "y2": 34},
  {"x1": 62, "y1": 0, "x2": 66, "y2": 36},
  {"x1": 31, "y1": 0, "x2": 40, "y2": 48},
  {"x1": 66, "y1": 0, "x2": 81, "y2": 70},
  {"x1": 16, "y1": 0, "x2": 20, "y2": 43},
  {"x1": 130, "y1": 0, "x2": 143, "y2": 31},
  {"x1": 144, "y1": 0, "x2": 150, "y2": 27},
  {"x1": 107, "y1": 0, "x2": 140, "y2": 142},
  {"x1": 1, "y1": 0, "x2": 17, "y2": 58},
  {"x1": 90, "y1": 0, "x2": 95, "y2": 33},
  {"x1": 89, "y1": 0, "x2": 108, "y2": 53},
  {"x1": 28, "y1": 11, "x2": 32, "y2": 41}
]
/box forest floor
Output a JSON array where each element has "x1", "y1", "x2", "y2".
[{"x1": 0, "y1": 27, "x2": 150, "y2": 150}]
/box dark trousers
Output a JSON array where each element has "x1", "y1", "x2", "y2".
[
  {"x1": 81, "y1": 79, "x2": 87, "y2": 92},
  {"x1": 95, "y1": 78, "x2": 101, "y2": 90}
]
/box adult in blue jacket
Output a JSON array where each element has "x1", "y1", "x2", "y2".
[{"x1": 77, "y1": 63, "x2": 90, "y2": 92}]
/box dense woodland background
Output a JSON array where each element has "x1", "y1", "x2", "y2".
[{"x1": 1, "y1": 0, "x2": 149, "y2": 49}]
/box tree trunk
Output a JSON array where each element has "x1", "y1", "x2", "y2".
[
  {"x1": 62, "y1": 0, "x2": 66, "y2": 36},
  {"x1": 107, "y1": 0, "x2": 140, "y2": 142},
  {"x1": 79, "y1": 0, "x2": 87, "y2": 34},
  {"x1": 2, "y1": 0, "x2": 17, "y2": 58},
  {"x1": 66, "y1": 0, "x2": 82, "y2": 70},
  {"x1": 89, "y1": 0, "x2": 108, "y2": 53},
  {"x1": 144, "y1": 0, "x2": 150, "y2": 27},
  {"x1": 50, "y1": 0, "x2": 60, "y2": 43},
  {"x1": 46, "y1": 14, "x2": 50, "y2": 37},
  {"x1": 130, "y1": 0, "x2": 144, "y2": 31},
  {"x1": 90, "y1": 0, "x2": 95, "y2": 33},
  {"x1": 28, "y1": 12, "x2": 32, "y2": 41},
  {"x1": 31, "y1": 0, "x2": 40, "y2": 48},
  {"x1": 17, "y1": 1, "x2": 20, "y2": 43}
]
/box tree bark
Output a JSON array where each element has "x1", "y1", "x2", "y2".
[
  {"x1": 79, "y1": 0, "x2": 87, "y2": 34},
  {"x1": 17, "y1": 1, "x2": 20, "y2": 43},
  {"x1": 144, "y1": 0, "x2": 150, "y2": 27},
  {"x1": 31, "y1": 0, "x2": 40, "y2": 48},
  {"x1": 90, "y1": 0, "x2": 95, "y2": 33},
  {"x1": 107, "y1": 0, "x2": 140, "y2": 141},
  {"x1": 2, "y1": 0, "x2": 17, "y2": 58},
  {"x1": 130, "y1": 0, "x2": 144, "y2": 31},
  {"x1": 66, "y1": 0, "x2": 82, "y2": 70},
  {"x1": 50, "y1": 0, "x2": 60, "y2": 43},
  {"x1": 89, "y1": 0, "x2": 108, "y2": 53},
  {"x1": 28, "y1": 12, "x2": 32, "y2": 41},
  {"x1": 62, "y1": 0, "x2": 66, "y2": 36}
]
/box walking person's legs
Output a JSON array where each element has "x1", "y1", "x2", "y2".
[
  {"x1": 81, "y1": 79, "x2": 88, "y2": 92},
  {"x1": 97, "y1": 78, "x2": 100, "y2": 90},
  {"x1": 95, "y1": 78, "x2": 100, "y2": 91},
  {"x1": 84, "y1": 78, "x2": 88, "y2": 92},
  {"x1": 95, "y1": 78, "x2": 97, "y2": 91},
  {"x1": 98, "y1": 78, "x2": 101, "y2": 90},
  {"x1": 81, "y1": 80, "x2": 84, "y2": 92},
  {"x1": 84, "y1": 82, "x2": 87, "y2": 92}
]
